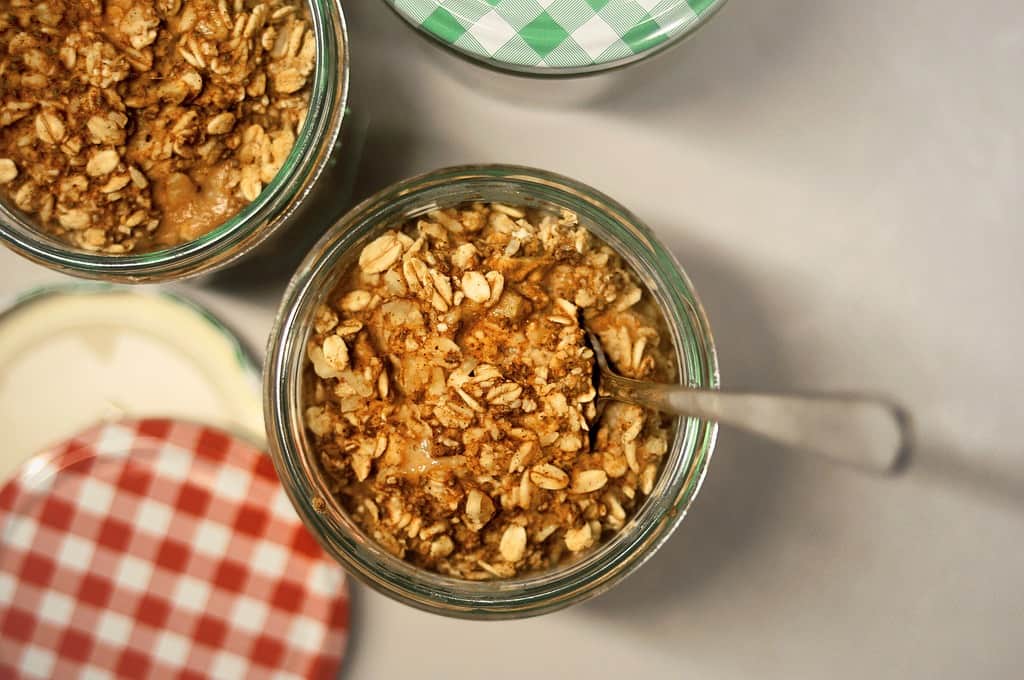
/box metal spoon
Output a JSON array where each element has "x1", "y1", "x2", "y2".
[{"x1": 586, "y1": 330, "x2": 907, "y2": 473}]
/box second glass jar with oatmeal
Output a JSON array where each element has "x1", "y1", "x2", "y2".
[
  {"x1": 0, "y1": 0, "x2": 349, "y2": 281},
  {"x1": 266, "y1": 165, "x2": 720, "y2": 618}
]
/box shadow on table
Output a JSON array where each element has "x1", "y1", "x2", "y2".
[
  {"x1": 582, "y1": 432, "x2": 793, "y2": 620},
  {"x1": 904, "y1": 443, "x2": 1024, "y2": 512},
  {"x1": 586, "y1": 0, "x2": 836, "y2": 115},
  {"x1": 338, "y1": 580, "x2": 366, "y2": 679},
  {"x1": 582, "y1": 235, "x2": 800, "y2": 619}
]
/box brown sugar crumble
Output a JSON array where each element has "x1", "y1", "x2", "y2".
[
  {"x1": 304, "y1": 203, "x2": 676, "y2": 580},
  {"x1": 0, "y1": 0, "x2": 314, "y2": 254}
]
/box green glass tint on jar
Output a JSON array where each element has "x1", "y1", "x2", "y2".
[
  {"x1": 265, "y1": 165, "x2": 720, "y2": 619},
  {"x1": 383, "y1": 0, "x2": 728, "y2": 75},
  {"x1": 0, "y1": 0, "x2": 349, "y2": 283}
]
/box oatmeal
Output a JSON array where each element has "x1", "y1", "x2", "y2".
[
  {"x1": 0, "y1": 0, "x2": 314, "y2": 253},
  {"x1": 304, "y1": 203, "x2": 675, "y2": 579}
]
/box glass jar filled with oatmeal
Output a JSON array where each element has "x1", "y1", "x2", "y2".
[
  {"x1": 0, "y1": 0, "x2": 349, "y2": 282},
  {"x1": 266, "y1": 165, "x2": 719, "y2": 618}
]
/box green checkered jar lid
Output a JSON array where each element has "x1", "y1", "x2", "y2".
[{"x1": 385, "y1": 0, "x2": 726, "y2": 74}]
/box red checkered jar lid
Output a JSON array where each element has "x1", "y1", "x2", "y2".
[{"x1": 0, "y1": 418, "x2": 350, "y2": 679}]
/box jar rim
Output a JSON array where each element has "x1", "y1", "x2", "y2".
[
  {"x1": 0, "y1": 0, "x2": 350, "y2": 283},
  {"x1": 265, "y1": 164, "x2": 720, "y2": 618}
]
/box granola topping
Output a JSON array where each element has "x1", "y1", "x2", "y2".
[
  {"x1": 304, "y1": 203, "x2": 675, "y2": 579},
  {"x1": 0, "y1": 0, "x2": 314, "y2": 253}
]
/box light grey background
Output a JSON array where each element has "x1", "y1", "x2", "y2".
[{"x1": 3, "y1": 0, "x2": 1022, "y2": 677}]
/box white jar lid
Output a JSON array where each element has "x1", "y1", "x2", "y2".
[{"x1": 0, "y1": 285, "x2": 262, "y2": 482}]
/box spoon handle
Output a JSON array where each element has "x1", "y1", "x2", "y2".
[{"x1": 601, "y1": 373, "x2": 906, "y2": 472}]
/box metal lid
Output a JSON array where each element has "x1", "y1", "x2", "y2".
[
  {"x1": 0, "y1": 285, "x2": 262, "y2": 484},
  {"x1": 0, "y1": 418, "x2": 350, "y2": 678},
  {"x1": 385, "y1": 0, "x2": 726, "y2": 74}
]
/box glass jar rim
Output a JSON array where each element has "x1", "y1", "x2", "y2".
[
  {"x1": 0, "y1": 0, "x2": 350, "y2": 283},
  {"x1": 265, "y1": 164, "x2": 720, "y2": 618}
]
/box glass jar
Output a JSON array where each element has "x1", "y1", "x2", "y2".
[
  {"x1": 0, "y1": 0, "x2": 350, "y2": 284},
  {"x1": 265, "y1": 165, "x2": 720, "y2": 618}
]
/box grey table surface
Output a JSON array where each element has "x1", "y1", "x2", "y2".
[{"x1": 3, "y1": 0, "x2": 1022, "y2": 678}]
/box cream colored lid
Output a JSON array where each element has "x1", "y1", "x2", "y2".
[{"x1": 0, "y1": 285, "x2": 262, "y2": 482}]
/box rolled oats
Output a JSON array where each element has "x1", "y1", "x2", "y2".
[
  {"x1": 86, "y1": 149, "x2": 120, "y2": 177},
  {"x1": 571, "y1": 469, "x2": 608, "y2": 495},
  {"x1": 564, "y1": 523, "x2": 594, "y2": 553},
  {"x1": 304, "y1": 203, "x2": 676, "y2": 579},
  {"x1": 0, "y1": 0, "x2": 316, "y2": 254},
  {"x1": 499, "y1": 525, "x2": 527, "y2": 563},
  {"x1": 461, "y1": 270, "x2": 490, "y2": 303},
  {"x1": 0, "y1": 159, "x2": 17, "y2": 184},
  {"x1": 530, "y1": 464, "x2": 570, "y2": 491},
  {"x1": 359, "y1": 232, "x2": 405, "y2": 274}
]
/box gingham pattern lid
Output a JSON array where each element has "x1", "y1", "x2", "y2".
[
  {"x1": 386, "y1": 0, "x2": 723, "y2": 71},
  {"x1": 0, "y1": 419, "x2": 349, "y2": 680}
]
